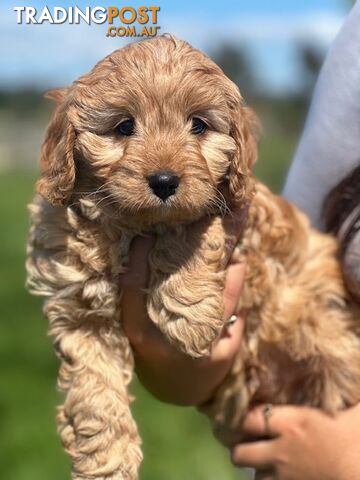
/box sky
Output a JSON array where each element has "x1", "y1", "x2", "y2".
[{"x1": 0, "y1": 0, "x2": 351, "y2": 94}]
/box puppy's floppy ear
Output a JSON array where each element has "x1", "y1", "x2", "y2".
[
  {"x1": 36, "y1": 88, "x2": 76, "y2": 206},
  {"x1": 228, "y1": 105, "x2": 259, "y2": 206}
]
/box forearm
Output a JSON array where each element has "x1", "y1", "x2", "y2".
[{"x1": 283, "y1": 0, "x2": 360, "y2": 229}]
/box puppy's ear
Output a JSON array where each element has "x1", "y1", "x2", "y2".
[
  {"x1": 36, "y1": 88, "x2": 76, "y2": 206},
  {"x1": 228, "y1": 105, "x2": 259, "y2": 206}
]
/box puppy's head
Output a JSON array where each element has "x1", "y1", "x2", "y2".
[{"x1": 37, "y1": 36, "x2": 258, "y2": 226}]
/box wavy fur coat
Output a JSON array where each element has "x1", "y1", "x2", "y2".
[{"x1": 26, "y1": 36, "x2": 360, "y2": 480}]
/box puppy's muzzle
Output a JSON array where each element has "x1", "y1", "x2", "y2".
[{"x1": 147, "y1": 171, "x2": 179, "y2": 201}]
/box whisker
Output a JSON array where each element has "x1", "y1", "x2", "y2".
[{"x1": 214, "y1": 188, "x2": 232, "y2": 218}]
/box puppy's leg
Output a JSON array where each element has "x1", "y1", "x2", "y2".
[
  {"x1": 27, "y1": 199, "x2": 141, "y2": 478},
  {"x1": 147, "y1": 216, "x2": 234, "y2": 357},
  {"x1": 48, "y1": 301, "x2": 142, "y2": 480}
]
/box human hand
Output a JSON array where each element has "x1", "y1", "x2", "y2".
[
  {"x1": 231, "y1": 403, "x2": 360, "y2": 480},
  {"x1": 121, "y1": 233, "x2": 246, "y2": 407}
]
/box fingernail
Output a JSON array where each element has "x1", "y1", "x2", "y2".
[{"x1": 226, "y1": 314, "x2": 238, "y2": 327}]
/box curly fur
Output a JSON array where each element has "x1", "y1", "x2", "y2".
[{"x1": 26, "y1": 36, "x2": 360, "y2": 480}]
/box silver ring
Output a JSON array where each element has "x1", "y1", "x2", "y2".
[
  {"x1": 263, "y1": 403, "x2": 273, "y2": 436},
  {"x1": 226, "y1": 314, "x2": 238, "y2": 326}
]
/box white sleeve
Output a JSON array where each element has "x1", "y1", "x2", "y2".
[{"x1": 282, "y1": 0, "x2": 360, "y2": 230}]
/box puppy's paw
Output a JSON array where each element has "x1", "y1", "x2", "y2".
[
  {"x1": 148, "y1": 219, "x2": 229, "y2": 357},
  {"x1": 148, "y1": 270, "x2": 225, "y2": 357}
]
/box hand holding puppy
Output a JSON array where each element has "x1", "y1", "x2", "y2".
[
  {"x1": 232, "y1": 403, "x2": 360, "y2": 480},
  {"x1": 122, "y1": 231, "x2": 247, "y2": 406}
]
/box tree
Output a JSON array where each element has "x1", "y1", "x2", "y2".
[{"x1": 210, "y1": 44, "x2": 256, "y2": 98}]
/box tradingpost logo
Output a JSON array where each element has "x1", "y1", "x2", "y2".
[{"x1": 13, "y1": 5, "x2": 161, "y2": 38}]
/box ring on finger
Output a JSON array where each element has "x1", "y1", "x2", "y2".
[{"x1": 263, "y1": 403, "x2": 273, "y2": 437}]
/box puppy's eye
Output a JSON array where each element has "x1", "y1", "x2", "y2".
[
  {"x1": 191, "y1": 117, "x2": 207, "y2": 135},
  {"x1": 115, "y1": 119, "x2": 135, "y2": 136}
]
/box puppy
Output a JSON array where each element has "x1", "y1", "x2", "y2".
[{"x1": 26, "y1": 36, "x2": 360, "y2": 480}]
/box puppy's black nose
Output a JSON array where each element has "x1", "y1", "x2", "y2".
[{"x1": 148, "y1": 172, "x2": 179, "y2": 201}]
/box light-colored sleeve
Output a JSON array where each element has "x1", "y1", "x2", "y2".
[{"x1": 282, "y1": 0, "x2": 360, "y2": 230}]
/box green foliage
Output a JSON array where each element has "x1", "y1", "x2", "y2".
[{"x1": 211, "y1": 45, "x2": 256, "y2": 98}]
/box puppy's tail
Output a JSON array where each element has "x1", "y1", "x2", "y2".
[{"x1": 323, "y1": 164, "x2": 360, "y2": 302}]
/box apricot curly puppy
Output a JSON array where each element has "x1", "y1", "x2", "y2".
[{"x1": 26, "y1": 36, "x2": 360, "y2": 480}]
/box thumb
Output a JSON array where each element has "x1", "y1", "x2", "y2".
[
  {"x1": 222, "y1": 261, "x2": 247, "y2": 321},
  {"x1": 121, "y1": 235, "x2": 155, "y2": 341}
]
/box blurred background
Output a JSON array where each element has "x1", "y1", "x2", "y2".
[{"x1": 0, "y1": 0, "x2": 354, "y2": 479}]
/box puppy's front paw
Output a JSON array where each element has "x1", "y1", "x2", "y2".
[
  {"x1": 148, "y1": 218, "x2": 229, "y2": 357},
  {"x1": 148, "y1": 269, "x2": 225, "y2": 357}
]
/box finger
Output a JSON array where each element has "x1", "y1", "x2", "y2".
[
  {"x1": 242, "y1": 405, "x2": 315, "y2": 437},
  {"x1": 122, "y1": 236, "x2": 155, "y2": 341},
  {"x1": 242, "y1": 406, "x2": 278, "y2": 438},
  {"x1": 121, "y1": 235, "x2": 155, "y2": 290},
  {"x1": 223, "y1": 262, "x2": 246, "y2": 320},
  {"x1": 231, "y1": 439, "x2": 277, "y2": 469},
  {"x1": 213, "y1": 315, "x2": 245, "y2": 360}
]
